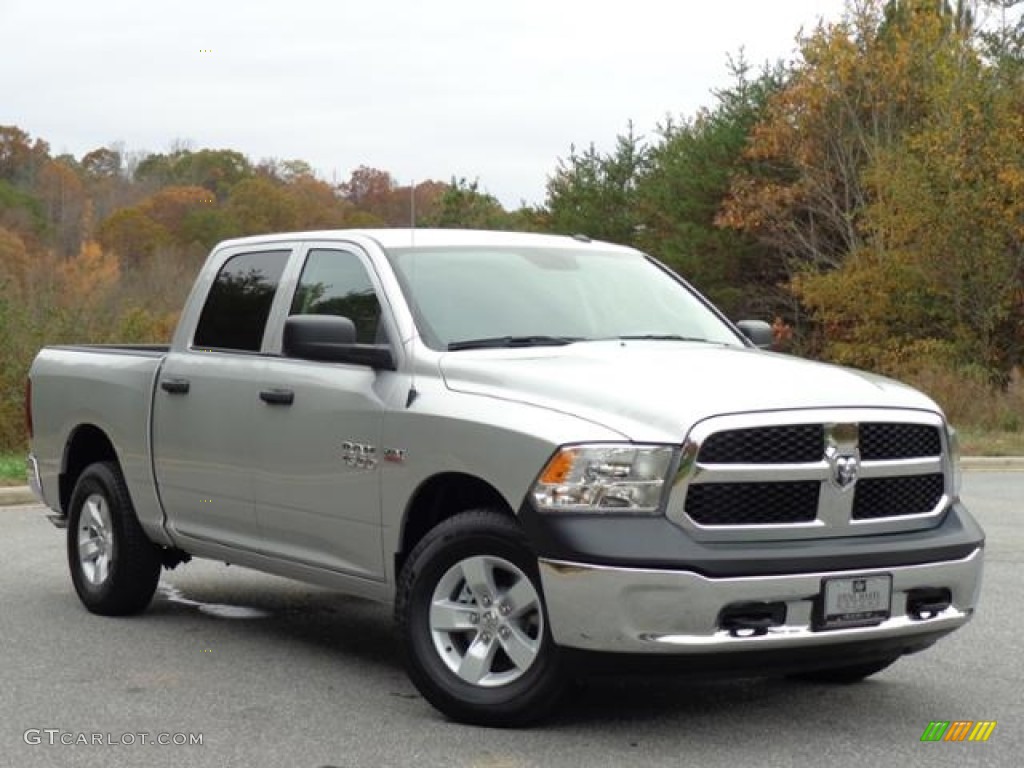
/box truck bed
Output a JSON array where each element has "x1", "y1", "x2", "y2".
[{"x1": 29, "y1": 345, "x2": 169, "y2": 542}]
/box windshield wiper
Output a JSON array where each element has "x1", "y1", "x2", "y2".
[
  {"x1": 447, "y1": 335, "x2": 582, "y2": 351},
  {"x1": 617, "y1": 334, "x2": 711, "y2": 343}
]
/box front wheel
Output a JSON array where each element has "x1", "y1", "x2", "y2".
[
  {"x1": 67, "y1": 461, "x2": 161, "y2": 616},
  {"x1": 396, "y1": 510, "x2": 566, "y2": 726}
]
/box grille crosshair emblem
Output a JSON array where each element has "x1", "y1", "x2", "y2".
[{"x1": 826, "y1": 445, "x2": 860, "y2": 491}]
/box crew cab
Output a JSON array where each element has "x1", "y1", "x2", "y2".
[{"x1": 26, "y1": 229, "x2": 984, "y2": 725}]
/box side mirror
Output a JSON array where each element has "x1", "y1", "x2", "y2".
[
  {"x1": 283, "y1": 315, "x2": 395, "y2": 370},
  {"x1": 735, "y1": 319, "x2": 774, "y2": 350}
]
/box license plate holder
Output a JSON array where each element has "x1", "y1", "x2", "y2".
[{"x1": 817, "y1": 574, "x2": 892, "y2": 630}]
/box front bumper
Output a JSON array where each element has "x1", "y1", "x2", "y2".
[{"x1": 538, "y1": 547, "x2": 983, "y2": 654}]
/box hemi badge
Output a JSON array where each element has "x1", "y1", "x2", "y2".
[{"x1": 384, "y1": 448, "x2": 407, "y2": 464}]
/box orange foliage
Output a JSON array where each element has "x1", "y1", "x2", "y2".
[
  {"x1": 718, "y1": 0, "x2": 954, "y2": 269},
  {"x1": 0, "y1": 226, "x2": 60, "y2": 299},
  {"x1": 96, "y1": 207, "x2": 169, "y2": 261},
  {"x1": 0, "y1": 226, "x2": 30, "y2": 289},
  {"x1": 140, "y1": 185, "x2": 217, "y2": 231},
  {"x1": 56, "y1": 241, "x2": 120, "y2": 307}
]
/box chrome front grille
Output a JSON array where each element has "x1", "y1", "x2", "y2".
[{"x1": 667, "y1": 409, "x2": 951, "y2": 541}]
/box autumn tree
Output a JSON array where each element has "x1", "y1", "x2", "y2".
[
  {"x1": 226, "y1": 177, "x2": 299, "y2": 234},
  {"x1": 0, "y1": 123, "x2": 547, "y2": 450},
  {"x1": 81, "y1": 147, "x2": 122, "y2": 179},
  {"x1": 0, "y1": 125, "x2": 49, "y2": 185},
  {"x1": 407, "y1": 180, "x2": 448, "y2": 226},
  {"x1": 719, "y1": 3, "x2": 938, "y2": 272},
  {"x1": 728, "y1": 0, "x2": 1024, "y2": 379},
  {"x1": 338, "y1": 166, "x2": 399, "y2": 224},
  {"x1": 57, "y1": 241, "x2": 120, "y2": 308},
  {"x1": 79, "y1": 145, "x2": 143, "y2": 226},
  {"x1": 850, "y1": 43, "x2": 1024, "y2": 377},
  {"x1": 35, "y1": 159, "x2": 88, "y2": 255},
  {"x1": 96, "y1": 208, "x2": 169, "y2": 263},
  {"x1": 0, "y1": 227, "x2": 32, "y2": 293},
  {"x1": 97, "y1": 183, "x2": 219, "y2": 262},
  {"x1": 287, "y1": 175, "x2": 353, "y2": 229},
  {"x1": 140, "y1": 186, "x2": 217, "y2": 233}
]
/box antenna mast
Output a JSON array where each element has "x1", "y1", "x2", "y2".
[
  {"x1": 406, "y1": 178, "x2": 419, "y2": 408},
  {"x1": 410, "y1": 180, "x2": 416, "y2": 230}
]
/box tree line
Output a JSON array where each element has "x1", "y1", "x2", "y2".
[
  {"x1": 0, "y1": 137, "x2": 529, "y2": 448},
  {"x1": 548, "y1": 0, "x2": 1024, "y2": 385},
  {"x1": 2, "y1": 0, "x2": 1023, "y2": 450}
]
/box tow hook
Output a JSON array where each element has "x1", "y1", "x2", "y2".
[
  {"x1": 719, "y1": 602, "x2": 787, "y2": 638},
  {"x1": 906, "y1": 588, "x2": 952, "y2": 620}
]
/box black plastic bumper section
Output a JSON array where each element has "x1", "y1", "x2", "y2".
[
  {"x1": 519, "y1": 500, "x2": 984, "y2": 579},
  {"x1": 563, "y1": 630, "x2": 948, "y2": 678}
]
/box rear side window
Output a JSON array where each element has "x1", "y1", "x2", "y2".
[
  {"x1": 289, "y1": 248, "x2": 386, "y2": 344},
  {"x1": 193, "y1": 250, "x2": 290, "y2": 351}
]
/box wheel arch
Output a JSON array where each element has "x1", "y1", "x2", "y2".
[
  {"x1": 396, "y1": 472, "x2": 516, "y2": 577},
  {"x1": 59, "y1": 424, "x2": 119, "y2": 515}
]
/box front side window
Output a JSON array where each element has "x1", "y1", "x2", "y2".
[
  {"x1": 193, "y1": 250, "x2": 289, "y2": 351},
  {"x1": 290, "y1": 248, "x2": 385, "y2": 344}
]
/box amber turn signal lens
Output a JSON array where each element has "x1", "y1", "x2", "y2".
[{"x1": 539, "y1": 449, "x2": 577, "y2": 485}]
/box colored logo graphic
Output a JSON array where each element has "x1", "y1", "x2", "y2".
[{"x1": 920, "y1": 721, "x2": 996, "y2": 742}]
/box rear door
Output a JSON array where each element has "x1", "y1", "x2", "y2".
[
  {"x1": 152, "y1": 246, "x2": 292, "y2": 550},
  {"x1": 252, "y1": 244, "x2": 399, "y2": 580}
]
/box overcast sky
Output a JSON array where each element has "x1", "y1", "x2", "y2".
[{"x1": 1, "y1": 0, "x2": 846, "y2": 207}]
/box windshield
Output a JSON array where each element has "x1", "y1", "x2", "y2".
[{"x1": 385, "y1": 245, "x2": 744, "y2": 350}]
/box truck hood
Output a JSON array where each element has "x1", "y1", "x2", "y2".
[{"x1": 439, "y1": 341, "x2": 941, "y2": 442}]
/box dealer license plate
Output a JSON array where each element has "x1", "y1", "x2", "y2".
[{"x1": 821, "y1": 574, "x2": 892, "y2": 629}]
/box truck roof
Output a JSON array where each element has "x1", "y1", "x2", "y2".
[{"x1": 214, "y1": 228, "x2": 638, "y2": 254}]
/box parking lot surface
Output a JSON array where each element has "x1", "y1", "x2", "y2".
[{"x1": 1, "y1": 472, "x2": 1019, "y2": 767}]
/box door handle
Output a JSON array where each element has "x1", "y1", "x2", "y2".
[
  {"x1": 259, "y1": 388, "x2": 294, "y2": 405},
  {"x1": 160, "y1": 377, "x2": 190, "y2": 394}
]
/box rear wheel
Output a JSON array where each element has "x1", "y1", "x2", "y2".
[
  {"x1": 67, "y1": 461, "x2": 161, "y2": 616},
  {"x1": 396, "y1": 510, "x2": 566, "y2": 726},
  {"x1": 789, "y1": 657, "x2": 899, "y2": 684}
]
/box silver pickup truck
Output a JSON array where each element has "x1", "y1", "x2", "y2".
[{"x1": 27, "y1": 229, "x2": 984, "y2": 725}]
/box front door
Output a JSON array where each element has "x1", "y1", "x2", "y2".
[{"x1": 252, "y1": 246, "x2": 396, "y2": 579}]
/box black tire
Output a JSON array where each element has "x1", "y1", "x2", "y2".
[
  {"x1": 788, "y1": 656, "x2": 899, "y2": 684},
  {"x1": 396, "y1": 509, "x2": 566, "y2": 726},
  {"x1": 67, "y1": 461, "x2": 161, "y2": 616}
]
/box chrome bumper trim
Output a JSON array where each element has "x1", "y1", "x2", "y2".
[{"x1": 538, "y1": 548, "x2": 983, "y2": 653}]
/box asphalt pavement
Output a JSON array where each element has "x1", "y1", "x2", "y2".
[{"x1": 0, "y1": 472, "x2": 1020, "y2": 768}]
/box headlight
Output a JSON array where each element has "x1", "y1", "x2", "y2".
[
  {"x1": 946, "y1": 424, "x2": 962, "y2": 498},
  {"x1": 531, "y1": 444, "x2": 676, "y2": 513}
]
